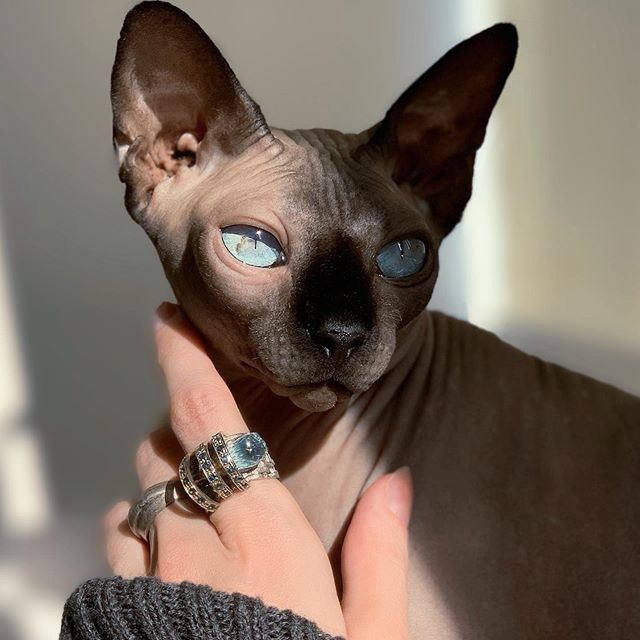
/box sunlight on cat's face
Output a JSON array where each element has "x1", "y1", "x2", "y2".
[
  {"x1": 152, "y1": 130, "x2": 440, "y2": 411},
  {"x1": 111, "y1": 4, "x2": 516, "y2": 412}
]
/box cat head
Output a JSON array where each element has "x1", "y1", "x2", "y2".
[{"x1": 111, "y1": 1, "x2": 517, "y2": 411}]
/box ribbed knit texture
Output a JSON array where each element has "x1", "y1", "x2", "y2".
[{"x1": 60, "y1": 576, "x2": 344, "y2": 640}]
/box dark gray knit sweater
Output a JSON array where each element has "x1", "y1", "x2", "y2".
[{"x1": 60, "y1": 576, "x2": 343, "y2": 640}]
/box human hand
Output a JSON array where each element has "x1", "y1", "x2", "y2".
[{"x1": 104, "y1": 302, "x2": 413, "y2": 639}]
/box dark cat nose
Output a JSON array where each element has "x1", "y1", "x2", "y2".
[
  {"x1": 296, "y1": 240, "x2": 374, "y2": 364},
  {"x1": 310, "y1": 318, "x2": 368, "y2": 360}
]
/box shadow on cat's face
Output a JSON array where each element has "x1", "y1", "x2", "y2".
[
  {"x1": 110, "y1": 2, "x2": 517, "y2": 411},
  {"x1": 153, "y1": 128, "x2": 439, "y2": 411}
]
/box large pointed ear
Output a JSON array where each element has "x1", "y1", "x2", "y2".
[
  {"x1": 111, "y1": 1, "x2": 272, "y2": 222},
  {"x1": 363, "y1": 23, "x2": 517, "y2": 238}
]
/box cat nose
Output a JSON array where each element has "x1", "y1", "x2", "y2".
[{"x1": 310, "y1": 319, "x2": 368, "y2": 360}]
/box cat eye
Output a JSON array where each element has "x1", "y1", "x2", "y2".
[
  {"x1": 376, "y1": 238, "x2": 427, "y2": 278},
  {"x1": 220, "y1": 225, "x2": 286, "y2": 268}
]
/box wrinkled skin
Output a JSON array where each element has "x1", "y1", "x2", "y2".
[
  {"x1": 110, "y1": 3, "x2": 640, "y2": 639},
  {"x1": 111, "y1": 2, "x2": 515, "y2": 413},
  {"x1": 150, "y1": 128, "x2": 435, "y2": 412}
]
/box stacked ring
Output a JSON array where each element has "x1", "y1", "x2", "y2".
[{"x1": 178, "y1": 431, "x2": 279, "y2": 513}]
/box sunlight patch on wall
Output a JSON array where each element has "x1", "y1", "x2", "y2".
[
  {"x1": 0, "y1": 237, "x2": 28, "y2": 422},
  {"x1": 0, "y1": 182, "x2": 51, "y2": 536},
  {"x1": 0, "y1": 564, "x2": 63, "y2": 640},
  {"x1": 459, "y1": 0, "x2": 509, "y2": 332},
  {"x1": 0, "y1": 429, "x2": 51, "y2": 536}
]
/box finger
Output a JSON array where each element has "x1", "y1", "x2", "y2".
[
  {"x1": 135, "y1": 424, "x2": 183, "y2": 489},
  {"x1": 134, "y1": 426, "x2": 224, "y2": 556},
  {"x1": 154, "y1": 302, "x2": 247, "y2": 452},
  {"x1": 341, "y1": 468, "x2": 413, "y2": 640},
  {"x1": 104, "y1": 501, "x2": 147, "y2": 578},
  {"x1": 151, "y1": 303, "x2": 345, "y2": 633},
  {"x1": 154, "y1": 303, "x2": 299, "y2": 550}
]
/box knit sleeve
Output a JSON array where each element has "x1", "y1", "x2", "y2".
[{"x1": 60, "y1": 576, "x2": 344, "y2": 640}]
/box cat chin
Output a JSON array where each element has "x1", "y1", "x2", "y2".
[
  {"x1": 287, "y1": 382, "x2": 354, "y2": 412},
  {"x1": 257, "y1": 373, "x2": 355, "y2": 412},
  {"x1": 289, "y1": 385, "x2": 341, "y2": 412}
]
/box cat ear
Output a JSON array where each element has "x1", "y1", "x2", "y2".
[
  {"x1": 111, "y1": 1, "x2": 272, "y2": 222},
  {"x1": 363, "y1": 23, "x2": 517, "y2": 237}
]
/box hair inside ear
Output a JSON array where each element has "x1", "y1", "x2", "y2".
[
  {"x1": 110, "y1": 1, "x2": 272, "y2": 219},
  {"x1": 173, "y1": 133, "x2": 199, "y2": 168}
]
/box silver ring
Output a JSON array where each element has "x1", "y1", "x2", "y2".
[
  {"x1": 127, "y1": 480, "x2": 185, "y2": 575},
  {"x1": 127, "y1": 480, "x2": 183, "y2": 542},
  {"x1": 179, "y1": 431, "x2": 278, "y2": 513}
]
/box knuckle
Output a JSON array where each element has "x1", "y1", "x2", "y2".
[
  {"x1": 134, "y1": 438, "x2": 154, "y2": 475},
  {"x1": 155, "y1": 549, "x2": 183, "y2": 581},
  {"x1": 235, "y1": 531, "x2": 325, "y2": 587},
  {"x1": 224, "y1": 492, "x2": 320, "y2": 560},
  {"x1": 148, "y1": 426, "x2": 180, "y2": 460},
  {"x1": 103, "y1": 501, "x2": 129, "y2": 532},
  {"x1": 170, "y1": 383, "x2": 220, "y2": 429},
  {"x1": 154, "y1": 323, "x2": 173, "y2": 362}
]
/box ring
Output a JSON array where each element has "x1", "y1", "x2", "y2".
[
  {"x1": 178, "y1": 431, "x2": 278, "y2": 512},
  {"x1": 128, "y1": 480, "x2": 185, "y2": 542},
  {"x1": 127, "y1": 480, "x2": 186, "y2": 575}
]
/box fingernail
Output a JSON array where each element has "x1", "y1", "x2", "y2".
[
  {"x1": 155, "y1": 302, "x2": 178, "y2": 326},
  {"x1": 385, "y1": 466, "x2": 413, "y2": 527}
]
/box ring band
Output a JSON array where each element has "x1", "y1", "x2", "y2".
[
  {"x1": 127, "y1": 480, "x2": 184, "y2": 542},
  {"x1": 127, "y1": 480, "x2": 186, "y2": 575},
  {"x1": 179, "y1": 431, "x2": 278, "y2": 513}
]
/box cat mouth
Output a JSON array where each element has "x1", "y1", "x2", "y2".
[
  {"x1": 285, "y1": 380, "x2": 351, "y2": 400},
  {"x1": 260, "y1": 375, "x2": 353, "y2": 403},
  {"x1": 240, "y1": 360, "x2": 353, "y2": 409},
  {"x1": 262, "y1": 375, "x2": 353, "y2": 411},
  {"x1": 285, "y1": 381, "x2": 351, "y2": 411}
]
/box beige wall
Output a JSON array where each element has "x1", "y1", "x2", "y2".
[
  {"x1": 461, "y1": 0, "x2": 640, "y2": 394},
  {"x1": 0, "y1": 2, "x2": 638, "y2": 638}
]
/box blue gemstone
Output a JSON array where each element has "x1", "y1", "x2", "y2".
[{"x1": 227, "y1": 433, "x2": 266, "y2": 471}]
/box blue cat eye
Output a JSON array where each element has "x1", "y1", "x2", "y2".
[
  {"x1": 221, "y1": 225, "x2": 285, "y2": 268},
  {"x1": 376, "y1": 238, "x2": 427, "y2": 278}
]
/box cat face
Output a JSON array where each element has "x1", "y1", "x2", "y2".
[
  {"x1": 111, "y1": 1, "x2": 517, "y2": 411},
  {"x1": 148, "y1": 128, "x2": 439, "y2": 410}
]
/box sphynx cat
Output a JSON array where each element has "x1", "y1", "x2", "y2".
[{"x1": 111, "y1": 3, "x2": 640, "y2": 638}]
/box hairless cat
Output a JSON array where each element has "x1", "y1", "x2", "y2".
[{"x1": 110, "y1": 3, "x2": 640, "y2": 638}]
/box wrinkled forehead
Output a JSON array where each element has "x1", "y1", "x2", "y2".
[
  {"x1": 274, "y1": 128, "x2": 427, "y2": 242},
  {"x1": 282, "y1": 155, "x2": 377, "y2": 240},
  {"x1": 183, "y1": 126, "x2": 425, "y2": 245}
]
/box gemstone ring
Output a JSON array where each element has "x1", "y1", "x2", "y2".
[
  {"x1": 127, "y1": 431, "x2": 278, "y2": 574},
  {"x1": 178, "y1": 431, "x2": 279, "y2": 513}
]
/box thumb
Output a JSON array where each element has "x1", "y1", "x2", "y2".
[{"x1": 341, "y1": 467, "x2": 413, "y2": 640}]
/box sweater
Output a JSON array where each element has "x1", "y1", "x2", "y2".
[{"x1": 60, "y1": 576, "x2": 343, "y2": 640}]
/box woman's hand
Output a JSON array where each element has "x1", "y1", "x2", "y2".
[{"x1": 104, "y1": 302, "x2": 413, "y2": 639}]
